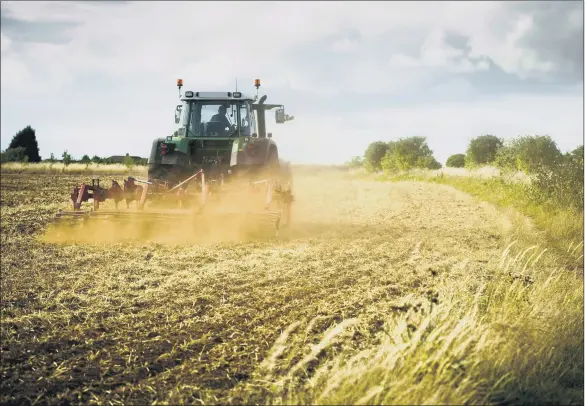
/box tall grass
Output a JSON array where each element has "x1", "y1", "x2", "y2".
[
  {"x1": 251, "y1": 242, "x2": 583, "y2": 405},
  {"x1": 0, "y1": 162, "x2": 148, "y2": 176}
]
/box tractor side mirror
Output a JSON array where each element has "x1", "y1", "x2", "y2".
[
  {"x1": 275, "y1": 108, "x2": 286, "y2": 124},
  {"x1": 174, "y1": 105, "x2": 182, "y2": 124},
  {"x1": 267, "y1": 132, "x2": 272, "y2": 138}
]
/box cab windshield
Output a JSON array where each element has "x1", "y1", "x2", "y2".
[{"x1": 180, "y1": 100, "x2": 251, "y2": 137}]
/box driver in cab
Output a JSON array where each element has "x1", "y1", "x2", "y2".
[{"x1": 210, "y1": 105, "x2": 233, "y2": 131}]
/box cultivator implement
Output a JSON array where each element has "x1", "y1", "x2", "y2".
[{"x1": 54, "y1": 170, "x2": 293, "y2": 239}]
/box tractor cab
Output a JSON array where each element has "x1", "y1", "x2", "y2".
[
  {"x1": 173, "y1": 79, "x2": 293, "y2": 139},
  {"x1": 175, "y1": 91, "x2": 256, "y2": 138}
]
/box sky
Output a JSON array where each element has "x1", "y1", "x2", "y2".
[{"x1": 1, "y1": 1, "x2": 583, "y2": 165}]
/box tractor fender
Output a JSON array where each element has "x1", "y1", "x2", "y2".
[
  {"x1": 266, "y1": 144, "x2": 279, "y2": 166},
  {"x1": 265, "y1": 141, "x2": 278, "y2": 162}
]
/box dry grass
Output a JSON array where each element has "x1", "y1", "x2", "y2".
[
  {"x1": 0, "y1": 162, "x2": 148, "y2": 176},
  {"x1": 1, "y1": 168, "x2": 582, "y2": 404}
]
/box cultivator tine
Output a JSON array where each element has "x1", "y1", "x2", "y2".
[
  {"x1": 74, "y1": 184, "x2": 87, "y2": 210},
  {"x1": 201, "y1": 171, "x2": 208, "y2": 206},
  {"x1": 265, "y1": 182, "x2": 273, "y2": 209},
  {"x1": 138, "y1": 183, "x2": 149, "y2": 210}
]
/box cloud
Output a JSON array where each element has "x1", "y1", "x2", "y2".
[
  {"x1": 331, "y1": 38, "x2": 359, "y2": 53},
  {"x1": 0, "y1": 1, "x2": 582, "y2": 163},
  {"x1": 387, "y1": 29, "x2": 490, "y2": 75}
]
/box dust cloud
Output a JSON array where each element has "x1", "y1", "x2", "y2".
[{"x1": 39, "y1": 168, "x2": 515, "y2": 248}]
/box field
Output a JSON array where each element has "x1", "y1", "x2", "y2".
[{"x1": 1, "y1": 166, "x2": 583, "y2": 405}]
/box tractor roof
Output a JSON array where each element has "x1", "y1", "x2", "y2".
[{"x1": 181, "y1": 91, "x2": 255, "y2": 102}]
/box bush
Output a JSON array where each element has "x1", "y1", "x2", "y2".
[
  {"x1": 62, "y1": 150, "x2": 72, "y2": 167},
  {"x1": 0, "y1": 147, "x2": 27, "y2": 163},
  {"x1": 446, "y1": 154, "x2": 466, "y2": 168},
  {"x1": 381, "y1": 136, "x2": 441, "y2": 172},
  {"x1": 8, "y1": 126, "x2": 41, "y2": 162},
  {"x1": 123, "y1": 154, "x2": 135, "y2": 169},
  {"x1": 495, "y1": 135, "x2": 563, "y2": 174},
  {"x1": 466, "y1": 135, "x2": 503, "y2": 167},
  {"x1": 364, "y1": 141, "x2": 391, "y2": 172},
  {"x1": 530, "y1": 145, "x2": 584, "y2": 210}
]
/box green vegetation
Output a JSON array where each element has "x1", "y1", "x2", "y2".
[
  {"x1": 123, "y1": 153, "x2": 135, "y2": 169},
  {"x1": 446, "y1": 153, "x2": 466, "y2": 168},
  {"x1": 0, "y1": 124, "x2": 148, "y2": 166},
  {"x1": 494, "y1": 135, "x2": 562, "y2": 173},
  {"x1": 466, "y1": 134, "x2": 504, "y2": 167},
  {"x1": 364, "y1": 141, "x2": 390, "y2": 172},
  {"x1": 363, "y1": 137, "x2": 442, "y2": 173},
  {"x1": 361, "y1": 133, "x2": 582, "y2": 250},
  {"x1": 381, "y1": 137, "x2": 442, "y2": 172},
  {"x1": 62, "y1": 150, "x2": 72, "y2": 167},
  {"x1": 2, "y1": 125, "x2": 41, "y2": 163},
  {"x1": 0, "y1": 146, "x2": 27, "y2": 164}
]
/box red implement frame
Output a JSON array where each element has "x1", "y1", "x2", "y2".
[{"x1": 55, "y1": 170, "x2": 293, "y2": 231}]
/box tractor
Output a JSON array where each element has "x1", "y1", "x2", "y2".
[{"x1": 54, "y1": 79, "x2": 295, "y2": 237}]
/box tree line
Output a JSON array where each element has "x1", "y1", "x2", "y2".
[
  {"x1": 0, "y1": 126, "x2": 148, "y2": 167},
  {"x1": 349, "y1": 134, "x2": 584, "y2": 211}
]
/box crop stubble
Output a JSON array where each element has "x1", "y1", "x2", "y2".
[{"x1": 1, "y1": 169, "x2": 519, "y2": 404}]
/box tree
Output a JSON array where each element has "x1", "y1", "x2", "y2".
[
  {"x1": 380, "y1": 136, "x2": 440, "y2": 172},
  {"x1": 494, "y1": 135, "x2": 562, "y2": 174},
  {"x1": 446, "y1": 153, "x2": 466, "y2": 168},
  {"x1": 466, "y1": 134, "x2": 503, "y2": 166},
  {"x1": 81, "y1": 154, "x2": 91, "y2": 164},
  {"x1": 8, "y1": 126, "x2": 41, "y2": 162},
  {"x1": 419, "y1": 155, "x2": 442, "y2": 170},
  {"x1": 48, "y1": 153, "x2": 56, "y2": 163},
  {"x1": 91, "y1": 155, "x2": 102, "y2": 164},
  {"x1": 62, "y1": 150, "x2": 72, "y2": 166},
  {"x1": 364, "y1": 141, "x2": 391, "y2": 172}
]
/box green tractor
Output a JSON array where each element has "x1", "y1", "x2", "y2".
[
  {"x1": 54, "y1": 79, "x2": 295, "y2": 237},
  {"x1": 149, "y1": 78, "x2": 294, "y2": 188}
]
